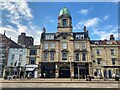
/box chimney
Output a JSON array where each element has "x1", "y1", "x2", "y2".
[{"x1": 110, "y1": 34, "x2": 115, "y2": 40}]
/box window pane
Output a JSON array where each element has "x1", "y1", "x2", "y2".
[
  {"x1": 62, "y1": 43, "x2": 67, "y2": 49},
  {"x1": 50, "y1": 44, "x2": 55, "y2": 49},
  {"x1": 50, "y1": 52, "x2": 54, "y2": 61},
  {"x1": 44, "y1": 44, "x2": 48, "y2": 49},
  {"x1": 111, "y1": 49, "x2": 115, "y2": 55},
  {"x1": 63, "y1": 19, "x2": 67, "y2": 27},
  {"x1": 82, "y1": 43, "x2": 86, "y2": 50},
  {"x1": 82, "y1": 52, "x2": 86, "y2": 61},
  {"x1": 44, "y1": 52, "x2": 48, "y2": 61},
  {"x1": 76, "y1": 34, "x2": 84, "y2": 39},
  {"x1": 62, "y1": 52, "x2": 67, "y2": 60},
  {"x1": 29, "y1": 57, "x2": 36, "y2": 64},
  {"x1": 75, "y1": 52, "x2": 79, "y2": 61},
  {"x1": 12, "y1": 54, "x2": 15, "y2": 60},
  {"x1": 111, "y1": 58, "x2": 116, "y2": 65},
  {"x1": 96, "y1": 49, "x2": 100, "y2": 55},
  {"x1": 30, "y1": 50, "x2": 37, "y2": 55},
  {"x1": 75, "y1": 43, "x2": 79, "y2": 49},
  {"x1": 46, "y1": 35, "x2": 54, "y2": 40},
  {"x1": 97, "y1": 58, "x2": 101, "y2": 64}
]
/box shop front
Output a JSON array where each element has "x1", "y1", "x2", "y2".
[
  {"x1": 74, "y1": 62, "x2": 89, "y2": 79},
  {"x1": 25, "y1": 64, "x2": 38, "y2": 78},
  {"x1": 41, "y1": 62, "x2": 55, "y2": 78}
]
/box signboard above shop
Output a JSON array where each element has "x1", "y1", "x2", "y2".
[{"x1": 25, "y1": 64, "x2": 38, "y2": 68}]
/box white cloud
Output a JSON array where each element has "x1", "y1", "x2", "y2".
[
  {"x1": 92, "y1": 26, "x2": 118, "y2": 40},
  {"x1": 73, "y1": 17, "x2": 101, "y2": 30},
  {"x1": 1, "y1": 0, "x2": 42, "y2": 45},
  {"x1": 104, "y1": 15, "x2": 109, "y2": 21},
  {"x1": 79, "y1": 9, "x2": 88, "y2": 15}
]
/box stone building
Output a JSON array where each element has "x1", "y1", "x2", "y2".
[
  {"x1": 18, "y1": 33, "x2": 34, "y2": 47},
  {"x1": 26, "y1": 45, "x2": 40, "y2": 78},
  {"x1": 40, "y1": 7, "x2": 92, "y2": 79},
  {"x1": 91, "y1": 35, "x2": 120, "y2": 79}
]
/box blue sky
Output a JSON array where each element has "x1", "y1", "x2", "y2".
[{"x1": 1, "y1": 1, "x2": 118, "y2": 45}]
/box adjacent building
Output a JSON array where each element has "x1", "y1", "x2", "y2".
[
  {"x1": 18, "y1": 33, "x2": 34, "y2": 47},
  {"x1": 26, "y1": 45, "x2": 40, "y2": 78},
  {"x1": 6, "y1": 48, "x2": 27, "y2": 78},
  {"x1": 0, "y1": 33, "x2": 23, "y2": 78},
  {"x1": 91, "y1": 36, "x2": 120, "y2": 79}
]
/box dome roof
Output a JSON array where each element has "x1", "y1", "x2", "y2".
[{"x1": 59, "y1": 7, "x2": 71, "y2": 17}]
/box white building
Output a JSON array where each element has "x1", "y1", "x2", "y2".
[{"x1": 6, "y1": 48, "x2": 27, "y2": 78}]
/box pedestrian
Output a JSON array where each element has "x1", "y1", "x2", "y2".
[{"x1": 43, "y1": 73, "x2": 46, "y2": 78}]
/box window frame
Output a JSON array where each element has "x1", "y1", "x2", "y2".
[{"x1": 62, "y1": 52, "x2": 68, "y2": 60}]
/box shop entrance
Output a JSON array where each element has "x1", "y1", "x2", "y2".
[
  {"x1": 41, "y1": 62, "x2": 55, "y2": 78},
  {"x1": 59, "y1": 67, "x2": 70, "y2": 78}
]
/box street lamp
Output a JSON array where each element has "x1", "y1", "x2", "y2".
[{"x1": 69, "y1": 56, "x2": 72, "y2": 81}]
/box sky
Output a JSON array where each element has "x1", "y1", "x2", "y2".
[{"x1": 0, "y1": 1, "x2": 119, "y2": 45}]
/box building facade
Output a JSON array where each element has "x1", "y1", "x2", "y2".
[
  {"x1": 5, "y1": 48, "x2": 27, "y2": 78},
  {"x1": 40, "y1": 7, "x2": 92, "y2": 79},
  {"x1": 0, "y1": 33, "x2": 23, "y2": 78},
  {"x1": 26, "y1": 45, "x2": 40, "y2": 78},
  {"x1": 91, "y1": 37, "x2": 120, "y2": 79}
]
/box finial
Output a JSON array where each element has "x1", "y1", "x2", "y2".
[
  {"x1": 4, "y1": 30, "x2": 6, "y2": 36},
  {"x1": 43, "y1": 27, "x2": 46, "y2": 33},
  {"x1": 83, "y1": 26, "x2": 87, "y2": 32}
]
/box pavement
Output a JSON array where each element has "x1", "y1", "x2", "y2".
[{"x1": 0, "y1": 78, "x2": 120, "y2": 88}]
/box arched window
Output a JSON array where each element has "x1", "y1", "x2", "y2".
[{"x1": 63, "y1": 19, "x2": 67, "y2": 27}]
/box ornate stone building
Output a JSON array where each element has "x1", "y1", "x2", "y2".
[{"x1": 40, "y1": 7, "x2": 92, "y2": 78}]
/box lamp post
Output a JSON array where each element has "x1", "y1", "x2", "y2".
[{"x1": 69, "y1": 55, "x2": 72, "y2": 81}]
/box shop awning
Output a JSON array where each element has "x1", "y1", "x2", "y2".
[{"x1": 26, "y1": 68, "x2": 35, "y2": 71}]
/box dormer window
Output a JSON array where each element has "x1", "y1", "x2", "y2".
[
  {"x1": 46, "y1": 35, "x2": 54, "y2": 40},
  {"x1": 76, "y1": 34, "x2": 84, "y2": 39}
]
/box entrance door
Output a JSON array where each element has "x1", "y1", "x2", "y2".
[
  {"x1": 108, "y1": 69, "x2": 112, "y2": 78},
  {"x1": 59, "y1": 67, "x2": 70, "y2": 78},
  {"x1": 80, "y1": 68, "x2": 86, "y2": 79}
]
